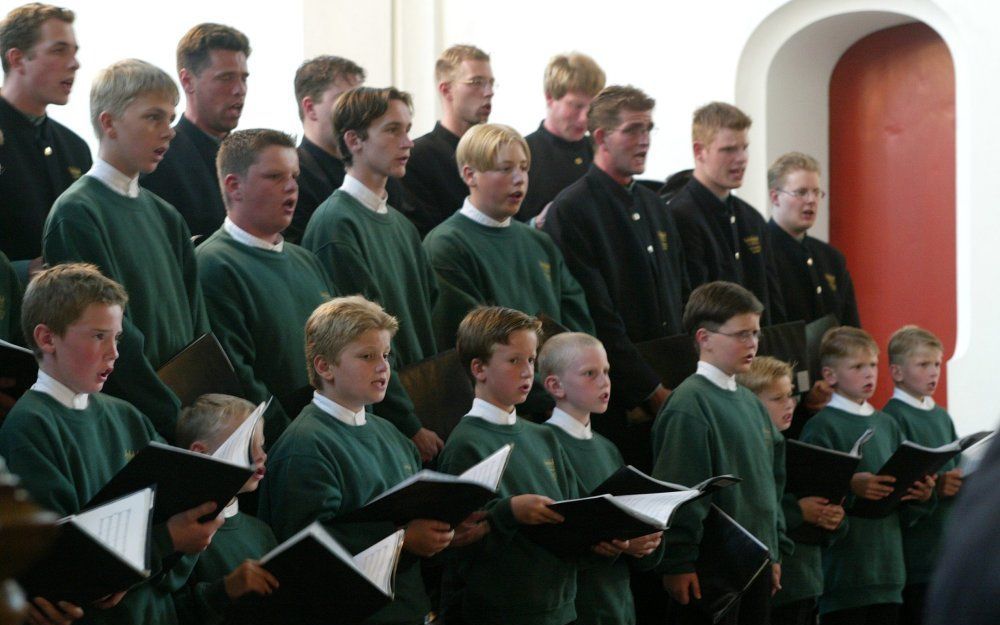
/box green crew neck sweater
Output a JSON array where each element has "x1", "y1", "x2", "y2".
[
  {"x1": 437, "y1": 416, "x2": 582, "y2": 625},
  {"x1": 258, "y1": 402, "x2": 428, "y2": 625},
  {"x1": 301, "y1": 190, "x2": 439, "y2": 437},
  {"x1": 42, "y1": 176, "x2": 210, "y2": 440},
  {"x1": 882, "y1": 397, "x2": 958, "y2": 584},
  {"x1": 423, "y1": 212, "x2": 594, "y2": 348},
  {"x1": 650, "y1": 374, "x2": 788, "y2": 574},
  {"x1": 196, "y1": 228, "x2": 336, "y2": 442}
]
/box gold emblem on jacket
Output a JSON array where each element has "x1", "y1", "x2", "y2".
[
  {"x1": 743, "y1": 235, "x2": 762, "y2": 255},
  {"x1": 824, "y1": 273, "x2": 838, "y2": 292}
]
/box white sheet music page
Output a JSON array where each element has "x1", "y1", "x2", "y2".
[
  {"x1": 614, "y1": 490, "x2": 701, "y2": 526},
  {"x1": 353, "y1": 529, "x2": 405, "y2": 597},
  {"x1": 459, "y1": 444, "x2": 513, "y2": 490},
  {"x1": 212, "y1": 398, "x2": 268, "y2": 466},
  {"x1": 73, "y1": 487, "x2": 154, "y2": 572}
]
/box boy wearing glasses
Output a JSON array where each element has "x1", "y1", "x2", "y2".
[
  {"x1": 402, "y1": 44, "x2": 494, "y2": 237},
  {"x1": 542, "y1": 85, "x2": 688, "y2": 471},
  {"x1": 651, "y1": 281, "x2": 789, "y2": 625},
  {"x1": 767, "y1": 152, "x2": 860, "y2": 327},
  {"x1": 668, "y1": 102, "x2": 786, "y2": 326}
]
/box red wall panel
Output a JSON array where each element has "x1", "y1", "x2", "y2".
[{"x1": 829, "y1": 23, "x2": 955, "y2": 408}]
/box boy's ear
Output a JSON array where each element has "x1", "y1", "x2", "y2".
[
  {"x1": 190, "y1": 441, "x2": 210, "y2": 454},
  {"x1": 98, "y1": 110, "x2": 116, "y2": 139},
  {"x1": 301, "y1": 95, "x2": 317, "y2": 121},
  {"x1": 343, "y1": 129, "x2": 364, "y2": 156},
  {"x1": 821, "y1": 365, "x2": 838, "y2": 387},
  {"x1": 889, "y1": 363, "x2": 904, "y2": 383},
  {"x1": 461, "y1": 164, "x2": 477, "y2": 188},
  {"x1": 179, "y1": 67, "x2": 196, "y2": 94},
  {"x1": 313, "y1": 355, "x2": 335, "y2": 384},
  {"x1": 592, "y1": 126, "x2": 607, "y2": 150},
  {"x1": 542, "y1": 374, "x2": 565, "y2": 400},
  {"x1": 4, "y1": 47, "x2": 24, "y2": 73},
  {"x1": 223, "y1": 173, "x2": 242, "y2": 203},
  {"x1": 694, "y1": 327, "x2": 712, "y2": 351},
  {"x1": 769, "y1": 187, "x2": 781, "y2": 207},
  {"x1": 438, "y1": 80, "x2": 453, "y2": 101},
  {"x1": 470, "y1": 357, "x2": 488, "y2": 384},
  {"x1": 33, "y1": 323, "x2": 57, "y2": 355}
]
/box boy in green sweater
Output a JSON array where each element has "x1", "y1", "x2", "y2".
[
  {"x1": 437, "y1": 306, "x2": 600, "y2": 625},
  {"x1": 198, "y1": 129, "x2": 336, "y2": 444},
  {"x1": 174, "y1": 394, "x2": 278, "y2": 625},
  {"x1": 651, "y1": 281, "x2": 788, "y2": 625},
  {"x1": 0, "y1": 263, "x2": 224, "y2": 625},
  {"x1": 42, "y1": 58, "x2": 210, "y2": 441},
  {"x1": 258, "y1": 296, "x2": 457, "y2": 625},
  {"x1": 738, "y1": 356, "x2": 846, "y2": 625},
  {"x1": 883, "y1": 326, "x2": 961, "y2": 625},
  {"x1": 423, "y1": 123, "x2": 594, "y2": 349},
  {"x1": 800, "y1": 327, "x2": 935, "y2": 625},
  {"x1": 539, "y1": 332, "x2": 663, "y2": 625},
  {"x1": 301, "y1": 86, "x2": 443, "y2": 462}
]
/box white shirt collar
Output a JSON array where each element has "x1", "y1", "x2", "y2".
[
  {"x1": 87, "y1": 157, "x2": 140, "y2": 198},
  {"x1": 222, "y1": 499, "x2": 239, "y2": 518},
  {"x1": 223, "y1": 216, "x2": 284, "y2": 252},
  {"x1": 465, "y1": 397, "x2": 518, "y2": 426},
  {"x1": 312, "y1": 391, "x2": 367, "y2": 426},
  {"x1": 31, "y1": 370, "x2": 89, "y2": 410},
  {"x1": 460, "y1": 197, "x2": 511, "y2": 228},
  {"x1": 828, "y1": 391, "x2": 876, "y2": 416},
  {"x1": 892, "y1": 387, "x2": 936, "y2": 411},
  {"x1": 697, "y1": 361, "x2": 738, "y2": 392},
  {"x1": 545, "y1": 407, "x2": 593, "y2": 440},
  {"x1": 340, "y1": 174, "x2": 388, "y2": 214}
]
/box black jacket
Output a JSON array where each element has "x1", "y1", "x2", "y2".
[
  {"x1": 400, "y1": 122, "x2": 467, "y2": 238},
  {"x1": 519, "y1": 121, "x2": 593, "y2": 222}
]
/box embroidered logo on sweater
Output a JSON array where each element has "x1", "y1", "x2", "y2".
[
  {"x1": 544, "y1": 458, "x2": 558, "y2": 483},
  {"x1": 0, "y1": 295, "x2": 6, "y2": 322},
  {"x1": 68, "y1": 166, "x2": 82, "y2": 180},
  {"x1": 124, "y1": 449, "x2": 137, "y2": 462},
  {"x1": 743, "y1": 235, "x2": 762, "y2": 255},
  {"x1": 824, "y1": 273, "x2": 838, "y2": 292},
  {"x1": 539, "y1": 261, "x2": 552, "y2": 283},
  {"x1": 658, "y1": 231, "x2": 669, "y2": 251}
]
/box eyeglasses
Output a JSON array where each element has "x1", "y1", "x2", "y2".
[
  {"x1": 459, "y1": 77, "x2": 497, "y2": 91},
  {"x1": 708, "y1": 328, "x2": 762, "y2": 344},
  {"x1": 777, "y1": 188, "x2": 827, "y2": 200}
]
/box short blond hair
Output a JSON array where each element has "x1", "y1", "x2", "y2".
[
  {"x1": 175, "y1": 393, "x2": 255, "y2": 450},
  {"x1": 737, "y1": 356, "x2": 793, "y2": 394},
  {"x1": 0, "y1": 2, "x2": 74, "y2": 73},
  {"x1": 456, "y1": 123, "x2": 531, "y2": 174},
  {"x1": 768, "y1": 152, "x2": 820, "y2": 191},
  {"x1": 588, "y1": 85, "x2": 655, "y2": 137},
  {"x1": 21, "y1": 263, "x2": 128, "y2": 358},
  {"x1": 456, "y1": 306, "x2": 541, "y2": 382},
  {"x1": 543, "y1": 52, "x2": 605, "y2": 100},
  {"x1": 820, "y1": 326, "x2": 878, "y2": 369},
  {"x1": 888, "y1": 325, "x2": 943, "y2": 366},
  {"x1": 90, "y1": 58, "x2": 178, "y2": 139},
  {"x1": 305, "y1": 296, "x2": 399, "y2": 389},
  {"x1": 692, "y1": 102, "x2": 752, "y2": 146},
  {"x1": 538, "y1": 332, "x2": 603, "y2": 380},
  {"x1": 435, "y1": 44, "x2": 490, "y2": 84}
]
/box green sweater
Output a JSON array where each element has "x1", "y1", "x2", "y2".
[
  {"x1": 423, "y1": 212, "x2": 595, "y2": 348},
  {"x1": 0, "y1": 250, "x2": 21, "y2": 343},
  {"x1": 545, "y1": 424, "x2": 662, "y2": 625},
  {"x1": 800, "y1": 405, "x2": 907, "y2": 613},
  {"x1": 882, "y1": 397, "x2": 958, "y2": 584},
  {"x1": 437, "y1": 416, "x2": 581, "y2": 625},
  {"x1": 650, "y1": 374, "x2": 788, "y2": 575},
  {"x1": 42, "y1": 177, "x2": 210, "y2": 441},
  {"x1": 0, "y1": 390, "x2": 186, "y2": 625},
  {"x1": 301, "y1": 190, "x2": 438, "y2": 437},
  {"x1": 196, "y1": 229, "x2": 336, "y2": 443},
  {"x1": 257, "y1": 402, "x2": 428, "y2": 625},
  {"x1": 174, "y1": 510, "x2": 277, "y2": 625}
]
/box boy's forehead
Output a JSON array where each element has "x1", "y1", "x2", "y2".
[
  {"x1": 125, "y1": 92, "x2": 176, "y2": 114},
  {"x1": 838, "y1": 347, "x2": 878, "y2": 364},
  {"x1": 907, "y1": 345, "x2": 943, "y2": 361}
]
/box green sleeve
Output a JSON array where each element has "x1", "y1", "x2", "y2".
[
  {"x1": 43, "y1": 212, "x2": 182, "y2": 441},
  {"x1": 552, "y1": 248, "x2": 596, "y2": 335},
  {"x1": 198, "y1": 260, "x2": 290, "y2": 444},
  {"x1": 174, "y1": 578, "x2": 229, "y2": 625},
  {"x1": 260, "y1": 451, "x2": 343, "y2": 541},
  {"x1": 773, "y1": 433, "x2": 793, "y2": 558},
  {"x1": 425, "y1": 235, "x2": 487, "y2": 350},
  {"x1": 179, "y1": 226, "x2": 210, "y2": 338},
  {"x1": 651, "y1": 408, "x2": 713, "y2": 574},
  {"x1": 1, "y1": 421, "x2": 84, "y2": 516}
]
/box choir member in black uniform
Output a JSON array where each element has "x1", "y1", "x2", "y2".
[
  {"x1": 142, "y1": 23, "x2": 250, "y2": 238},
  {"x1": 667, "y1": 102, "x2": 786, "y2": 325},
  {"x1": 519, "y1": 52, "x2": 604, "y2": 222},
  {"x1": 0, "y1": 3, "x2": 90, "y2": 274},
  {"x1": 767, "y1": 151, "x2": 860, "y2": 327},
  {"x1": 289, "y1": 55, "x2": 403, "y2": 244},
  {"x1": 543, "y1": 85, "x2": 689, "y2": 471},
  {"x1": 401, "y1": 44, "x2": 493, "y2": 237}
]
